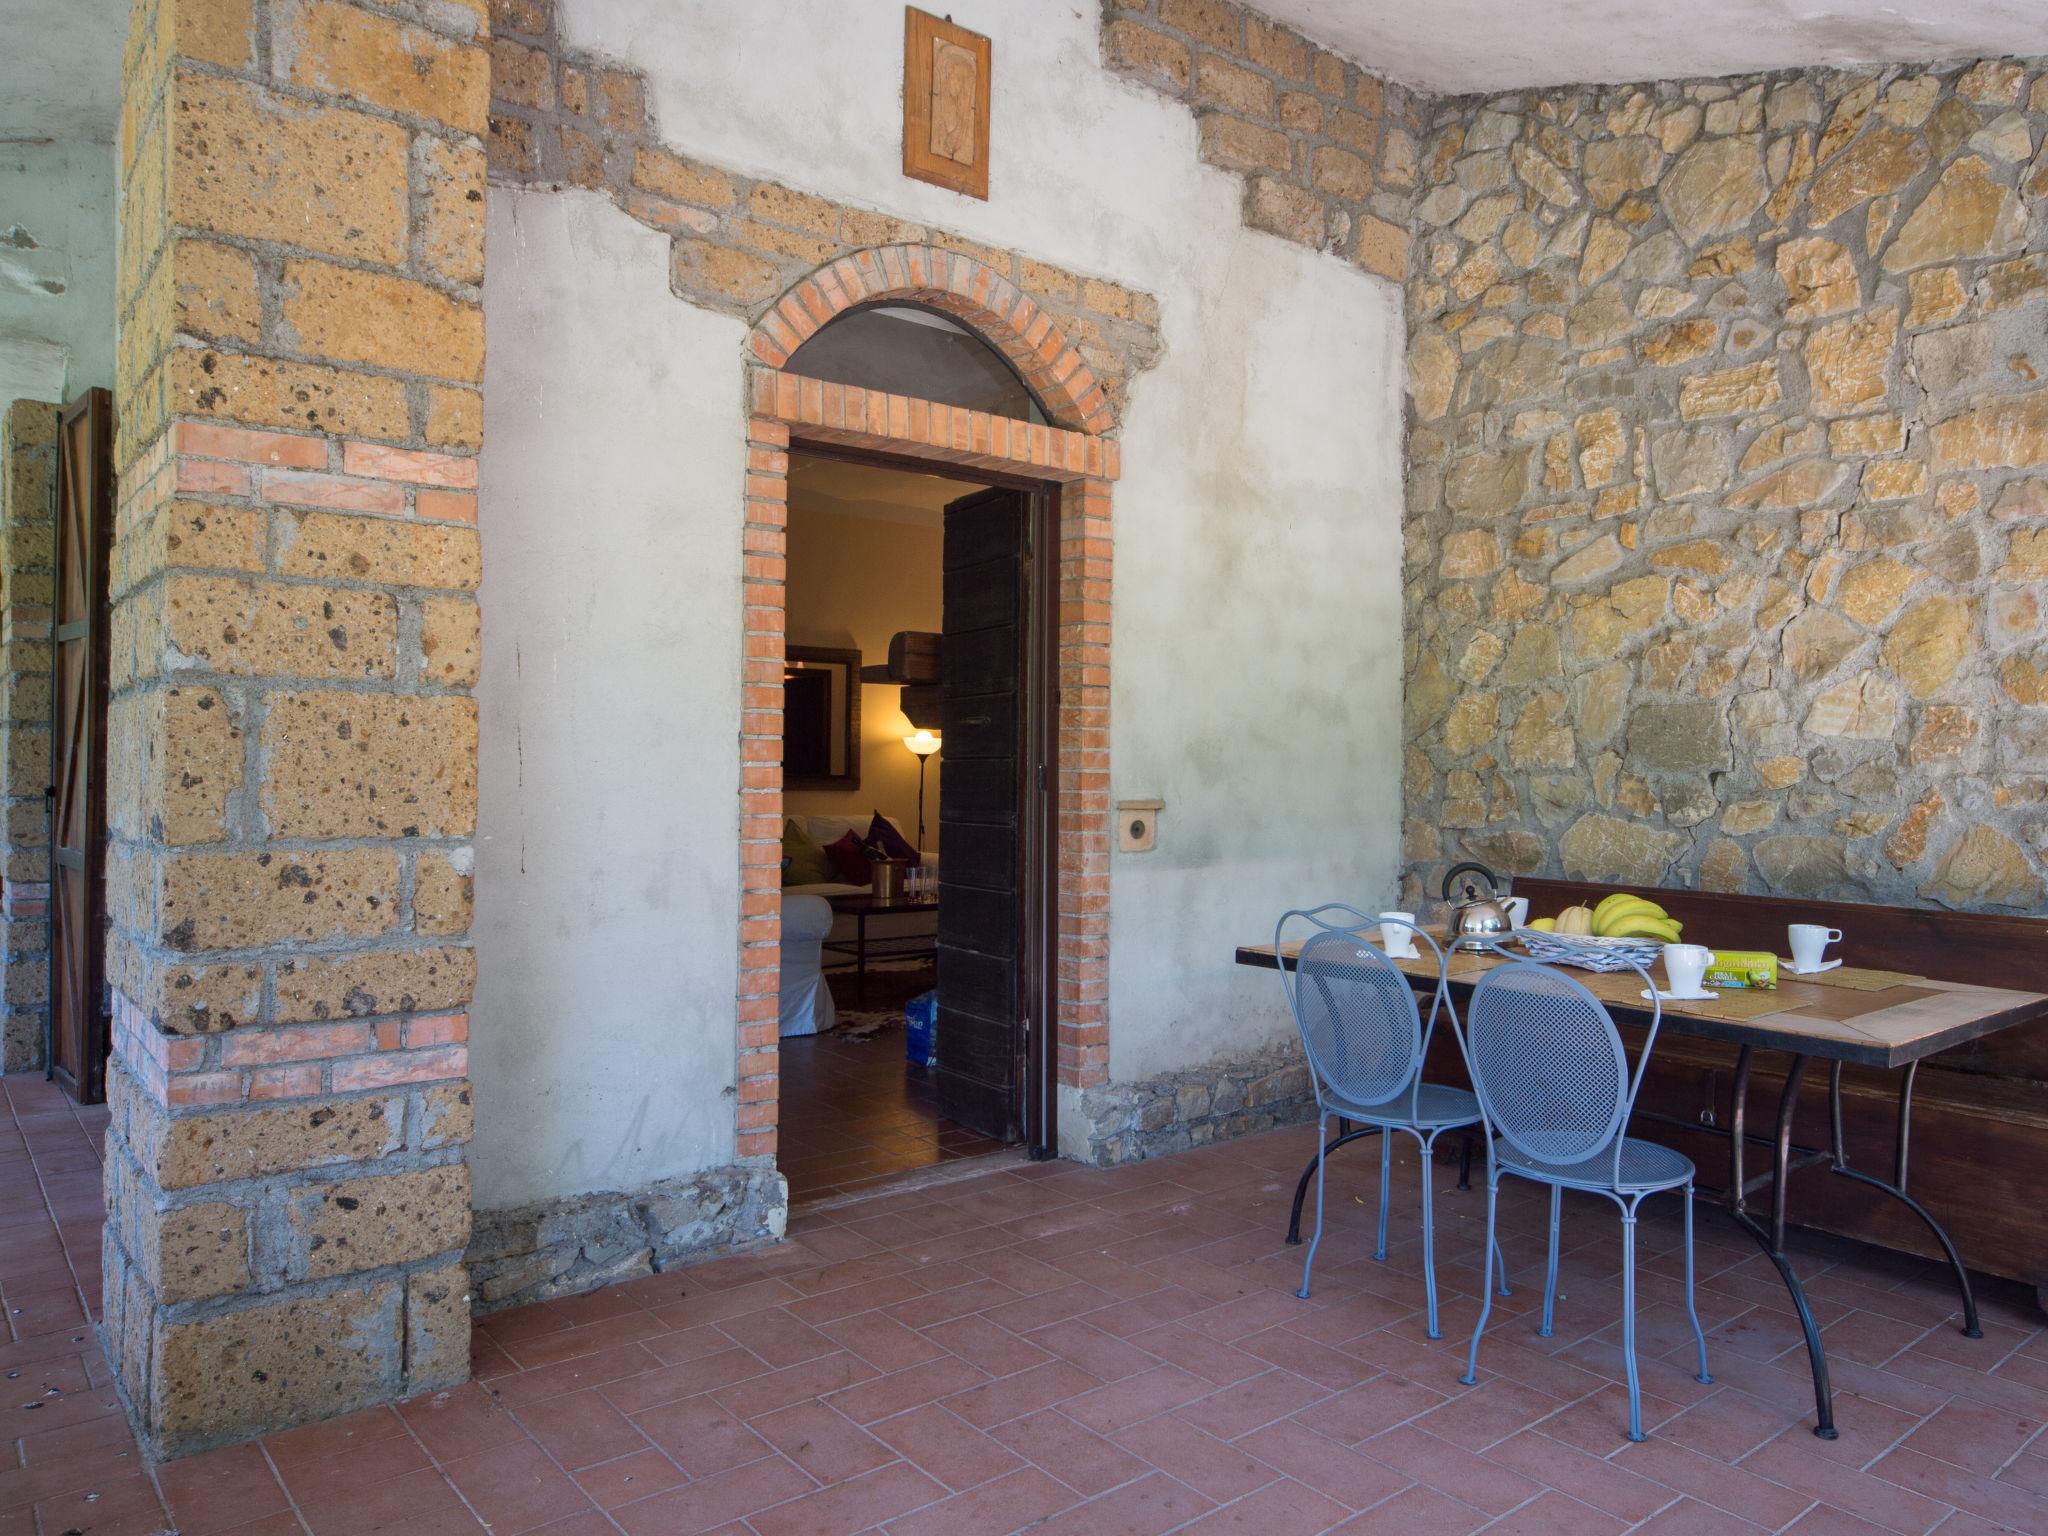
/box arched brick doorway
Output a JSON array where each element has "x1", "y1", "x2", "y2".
[{"x1": 734, "y1": 245, "x2": 1118, "y2": 1169}]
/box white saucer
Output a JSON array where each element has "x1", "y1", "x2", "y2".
[
  {"x1": 1779, "y1": 958, "x2": 1842, "y2": 975},
  {"x1": 1643, "y1": 988, "x2": 1718, "y2": 1002}
]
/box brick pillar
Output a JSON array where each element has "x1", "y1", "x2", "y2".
[
  {"x1": 102, "y1": 0, "x2": 487, "y2": 1456},
  {"x1": 1057, "y1": 476, "x2": 1112, "y2": 1088},
  {"x1": 0, "y1": 400, "x2": 57, "y2": 1071},
  {"x1": 736, "y1": 416, "x2": 789, "y2": 1161}
]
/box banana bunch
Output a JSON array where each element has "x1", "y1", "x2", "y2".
[
  {"x1": 1590, "y1": 892, "x2": 1682, "y2": 941},
  {"x1": 1526, "y1": 893, "x2": 1683, "y2": 942}
]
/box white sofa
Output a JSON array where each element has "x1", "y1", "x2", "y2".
[{"x1": 778, "y1": 894, "x2": 837, "y2": 1037}]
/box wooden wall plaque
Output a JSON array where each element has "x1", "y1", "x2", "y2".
[{"x1": 903, "y1": 8, "x2": 991, "y2": 200}]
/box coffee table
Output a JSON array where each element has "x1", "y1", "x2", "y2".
[{"x1": 824, "y1": 893, "x2": 939, "y2": 1007}]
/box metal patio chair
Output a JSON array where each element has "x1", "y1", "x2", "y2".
[
  {"x1": 1455, "y1": 946, "x2": 1712, "y2": 1441},
  {"x1": 1276, "y1": 904, "x2": 1505, "y2": 1337}
]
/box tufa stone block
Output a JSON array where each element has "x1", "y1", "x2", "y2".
[
  {"x1": 275, "y1": 511, "x2": 480, "y2": 591},
  {"x1": 172, "y1": 70, "x2": 410, "y2": 266},
  {"x1": 170, "y1": 350, "x2": 413, "y2": 442},
  {"x1": 150, "y1": 1280, "x2": 404, "y2": 1455},
  {"x1": 158, "y1": 846, "x2": 400, "y2": 950},
  {"x1": 413, "y1": 851, "x2": 474, "y2": 935},
  {"x1": 405, "y1": 1261, "x2": 472, "y2": 1390},
  {"x1": 288, "y1": 1163, "x2": 471, "y2": 1280},
  {"x1": 284, "y1": 0, "x2": 489, "y2": 135},
  {"x1": 282, "y1": 261, "x2": 485, "y2": 384},
  {"x1": 273, "y1": 945, "x2": 475, "y2": 1024},
  {"x1": 261, "y1": 693, "x2": 478, "y2": 839}
]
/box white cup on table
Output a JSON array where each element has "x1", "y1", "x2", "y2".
[
  {"x1": 1788, "y1": 924, "x2": 1843, "y2": 972},
  {"x1": 1376, "y1": 911, "x2": 1420, "y2": 959},
  {"x1": 1661, "y1": 943, "x2": 1716, "y2": 998},
  {"x1": 1501, "y1": 896, "x2": 1529, "y2": 929}
]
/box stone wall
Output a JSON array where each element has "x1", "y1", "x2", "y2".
[
  {"x1": 102, "y1": 0, "x2": 487, "y2": 1457},
  {"x1": 467, "y1": 1164, "x2": 784, "y2": 1311},
  {"x1": 1100, "y1": 0, "x2": 1422, "y2": 282},
  {"x1": 1403, "y1": 59, "x2": 2048, "y2": 911},
  {"x1": 0, "y1": 400, "x2": 55, "y2": 1072},
  {"x1": 1068, "y1": 1041, "x2": 1315, "y2": 1164}
]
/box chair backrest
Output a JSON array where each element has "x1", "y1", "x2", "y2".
[
  {"x1": 1462, "y1": 957, "x2": 1634, "y2": 1170},
  {"x1": 1275, "y1": 905, "x2": 1433, "y2": 1111}
]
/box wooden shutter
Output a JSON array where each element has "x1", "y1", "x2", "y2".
[{"x1": 49, "y1": 388, "x2": 113, "y2": 1102}]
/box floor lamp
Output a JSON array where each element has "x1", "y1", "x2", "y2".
[{"x1": 903, "y1": 730, "x2": 941, "y2": 858}]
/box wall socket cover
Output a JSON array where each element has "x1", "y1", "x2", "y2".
[{"x1": 1116, "y1": 799, "x2": 1163, "y2": 853}]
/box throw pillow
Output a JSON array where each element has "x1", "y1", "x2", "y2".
[
  {"x1": 866, "y1": 811, "x2": 920, "y2": 864},
  {"x1": 824, "y1": 831, "x2": 872, "y2": 886},
  {"x1": 781, "y1": 819, "x2": 834, "y2": 886}
]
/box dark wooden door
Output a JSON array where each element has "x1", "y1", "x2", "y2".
[
  {"x1": 50, "y1": 389, "x2": 113, "y2": 1103},
  {"x1": 935, "y1": 486, "x2": 1033, "y2": 1141}
]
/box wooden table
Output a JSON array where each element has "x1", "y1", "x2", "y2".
[{"x1": 1234, "y1": 938, "x2": 2048, "y2": 1439}]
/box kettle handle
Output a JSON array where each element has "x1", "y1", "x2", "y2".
[{"x1": 1440, "y1": 861, "x2": 1500, "y2": 902}]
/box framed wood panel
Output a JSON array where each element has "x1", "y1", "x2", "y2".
[
  {"x1": 903, "y1": 7, "x2": 991, "y2": 200},
  {"x1": 49, "y1": 388, "x2": 113, "y2": 1103}
]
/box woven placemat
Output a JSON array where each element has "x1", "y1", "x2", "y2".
[
  {"x1": 1667, "y1": 987, "x2": 1798, "y2": 1022},
  {"x1": 1777, "y1": 964, "x2": 1925, "y2": 992},
  {"x1": 1579, "y1": 970, "x2": 1793, "y2": 1023}
]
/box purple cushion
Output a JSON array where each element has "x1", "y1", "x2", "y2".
[
  {"x1": 824, "y1": 831, "x2": 872, "y2": 885},
  {"x1": 866, "y1": 812, "x2": 919, "y2": 864}
]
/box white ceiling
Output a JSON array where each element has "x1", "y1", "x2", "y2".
[
  {"x1": 787, "y1": 455, "x2": 976, "y2": 528},
  {"x1": 0, "y1": 0, "x2": 125, "y2": 145},
  {"x1": 1253, "y1": 0, "x2": 2048, "y2": 94}
]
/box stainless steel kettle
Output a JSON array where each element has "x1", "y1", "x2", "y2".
[{"x1": 1441, "y1": 861, "x2": 1511, "y2": 945}]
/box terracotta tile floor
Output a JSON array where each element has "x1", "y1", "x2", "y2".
[
  {"x1": 6, "y1": 1070, "x2": 2048, "y2": 1535},
  {"x1": 777, "y1": 965, "x2": 1007, "y2": 1204}
]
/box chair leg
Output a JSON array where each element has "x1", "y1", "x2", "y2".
[
  {"x1": 1492, "y1": 1229, "x2": 1511, "y2": 1297},
  {"x1": 1539, "y1": 1183, "x2": 1562, "y2": 1338},
  {"x1": 1419, "y1": 1133, "x2": 1441, "y2": 1340},
  {"x1": 1298, "y1": 1114, "x2": 1329, "y2": 1301},
  {"x1": 1621, "y1": 1201, "x2": 1645, "y2": 1443},
  {"x1": 1460, "y1": 1176, "x2": 1500, "y2": 1386},
  {"x1": 1375, "y1": 1130, "x2": 1393, "y2": 1262},
  {"x1": 1684, "y1": 1182, "x2": 1712, "y2": 1385}
]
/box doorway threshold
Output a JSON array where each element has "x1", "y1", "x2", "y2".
[{"x1": 789, "y1": 1145, "x2": 1035, "y2": 1219}]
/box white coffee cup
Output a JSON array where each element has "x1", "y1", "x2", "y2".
[
  {"x1": 1662, "y1": 943, "x2": 1716, "y2": 997},
  {"x1": 1501, "y1": 896, "x2": 1530, "y2": 929},
  {"x1": 1788, "y1": 924, "x2": 1843, "y2": 971},
  {"x1": 1376, "y1": 911, "x2": 1420, "y2": 958}
]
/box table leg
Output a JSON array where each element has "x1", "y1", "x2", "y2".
[
  {"x1": 1286, "y1": 1125, "x2": 1384, "y2": 1245},
  {"x1": 1828, "y1": 1061, "x2": 1981, "y2": 1338},
  {"x1": 1727, "y1": 1046, "x2": 1837, "y2": 1440},
  {"x1": 856, "y1": 911, "x2": 869, "y2": 1009}
]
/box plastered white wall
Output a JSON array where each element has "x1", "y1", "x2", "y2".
[
  {"x1": 0, "y1": 139, "x2": 115, "y2": 406},
  {"x1": 482, "y1": 0, "x2": 1408, "y2": 1184},
  {"x1": 472, "y1": 188, "x2": 744, "y2": 1211}
]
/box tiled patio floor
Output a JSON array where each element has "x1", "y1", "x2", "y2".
[{"x1": 5, "y1": 1071, "x2": 2047, "y2": 1535}]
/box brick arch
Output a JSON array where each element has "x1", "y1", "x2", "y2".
[{"x1": 746, "y1": 244, "x2": 1116, "y2": 437}]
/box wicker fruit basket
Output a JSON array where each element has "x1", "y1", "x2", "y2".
[{"x1": 1510, "y1": 931, "x2": 1662, "y2": 973}]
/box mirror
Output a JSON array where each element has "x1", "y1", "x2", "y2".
[{"x1": 783, "y1": 646, "x2": 861, "y2": 788}]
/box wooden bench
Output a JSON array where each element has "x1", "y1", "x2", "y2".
[{"x1": 1504, "y1": 879, "x2": 2048, "y2": 1304}]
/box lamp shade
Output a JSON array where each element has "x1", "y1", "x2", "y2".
[{"x1": 902, "y1": 730, "x2": 941, "y2": 758}]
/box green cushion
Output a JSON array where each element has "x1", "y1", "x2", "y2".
[{"x1": 781, "y1": 819, "x2": 835, "y2": 886}]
